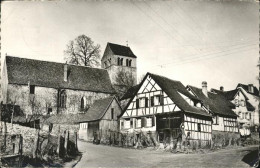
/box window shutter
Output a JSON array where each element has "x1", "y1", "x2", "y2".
[
  {"x1": 145, "y1": 98, "x2": 148, "y2": 107},
  {"x1": 136, "y1": 99, "x2": 139, "y2": 109},
  {"x1": 160, "y1": 95, "x2": 164, "y2": 105},
  {"x1": 151, "y1": 96, "x2": 154, "y2": 106},
  {"x1": 141, "y1": 117, "x2": 146, "y2": 127},
  {"x1": 130, "y1": 118, "x2": 133, "y2": 128},
  {"x1": 152, "y1": 116, "x2": 155, "y2": 126},
  {"x1": 121, "y1": 120, "x2": 124, "y2": 129}
]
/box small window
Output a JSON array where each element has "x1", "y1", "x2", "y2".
[
  {"x1": 126, "y1": 59, "x2": 129, "y2": 66},
  {"x1": 111, "y1": 108, "x2": 114, "y2": 120},
  {"x1": 120, "y1": 58, "x2": 123, "y2": 65},
  {"x1": 59, "y1": 90, "x2": 66, "y2": 108},
  {"x1": 213, "y1": 115, "x2": 219, "y2": 124},
  {"x1": 198, "y1": 123, "x2": 201, "y2": 132},
  {"x1": 135, "y1": 118, "x2": 141, "y2": 128},
  {"x1": 30, "y1": 85, "x2": 35, "y2": 94},
  {"x1": 118, "y1": 58, "x2": 120, "y2": 65},
  {"x1": 240, "y1": 100, "x2": 245, "y2": 107},
  {"x1": 47, "y1": 108, "x2": 52, "y2": 115},
  {"x1": 81, "y1": 97, "x2": 85, "y2": 109},
  {"x1": 129, "y1": 60, "x2": 132, "y2": 67}
]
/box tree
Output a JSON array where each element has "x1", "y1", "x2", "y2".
[
  {"x1": 64, "y1": 35, "x2": 101, "y2": 67},
  {"x1": 114, "y1": 69, "x2": 136, "y2": 96}
]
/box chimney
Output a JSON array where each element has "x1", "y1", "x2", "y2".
[
  {"x1": 64, "y1": 63, "x2": 68, "y2": 82},
  {"x1": 220, "y1": 86, "x2": 224, "y2": 92},
  {"x1": 248, "y1": 84, "x2": 253, "y2": 93},
  {"x1": 202, "y1": 81, "x2": 208, "y2": 97}
]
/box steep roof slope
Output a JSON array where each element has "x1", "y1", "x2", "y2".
[
  {"x1": 5, "y1": 56, "x2": 115, "y2": 93},
  {"x1": 188, "y1": 85, "x2": 237, "y2": 117},
  {"x1": 120, "y1": 84, "x2": 140, "y2": 100},
  {"x1": 211, "y1": 88, "x2": 239, "y2": 100},
  {"x1": 107, "y1": 42, "x2": 137, "y2": 58},
  {"x1": 148, "y1": 73, "x2": 211, "y2": 117}
]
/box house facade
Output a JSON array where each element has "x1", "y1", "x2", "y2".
[
  {"x1": 237, "y1": 84, "x2": 259, "y2": 126},
  {"x1": 1, "y1": 56, "x2": 115, "y2": 116},
  {"x1": 78, "y1": 96, "x2": 122, "y2": 141},
  {"x1": 187, "y1": 83, "x2": 239, "y2": 134},
  {"x1": 120, "y1": 73, "x2": 212, "y2": 145}
]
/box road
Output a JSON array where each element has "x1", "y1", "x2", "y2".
[{"x1": 75, "y1": 140, "x2": 258, "y2": 168}]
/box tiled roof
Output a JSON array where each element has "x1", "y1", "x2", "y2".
[
  {"x1": 188, "y1": 85, "x2": 237, "y2": 117},
  {"x1": 107, "y1": 43, "x2": 137, "y2": 58},
  {"x1": 237, "y1": 83, "x2": 259, "y2": 97},
  {"x1": 5, "y1": 56, "x2": 115, "y2": 93},
  {"x1": 211, "y1": 88, "x2": 239, "y2": 100},
  {"x1": 148, "y1": 73, "x2": 211, "y2": 117}
]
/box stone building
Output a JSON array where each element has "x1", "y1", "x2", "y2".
[
  {"x1": 101, "y1": 42, "x2": 137, "y2": 86},
  {"x1": 1, "y1": 56, "x2": 115, "y2": 116}
]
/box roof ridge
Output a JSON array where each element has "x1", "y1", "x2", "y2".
[
  {"x1": 6, "y1": 55, "x2": 106, "y2": 71},
  {"x1": 148, "y1": 72, "x2": 181, "y2": 83},
  {"x1": 108, "y1": 42, "x2": 130, "y2": 48}
]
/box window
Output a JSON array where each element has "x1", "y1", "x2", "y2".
[
  {"x1": 249, "y1": 113, "x2": 251, "y2": 120},
  {"x1": 198, "y1": 123, "x2": 201, "y2": 132},
  {"x1": 81, "y1": 97, "x2": 85, "y2": 109},
  {"x1": 130, "y1": 119, "x2": 133, "y2": 128},
  {"x1": 240, "y1": 100, "x2": 245, "y2": 107},
  {"x1": 129, "y1": 60, "x2": 132, "y2": 67},
  {"x1": 141, "y1": 117, "x2": 147, "y2": 127},
  {"x1": 47, "y1": 108, "x2": 52, "y2": 115},
  {"x1": 234, "y1": 99, "x2": 239, "y2": 107},
  {"x1": 117, "y1": 58, "x2": 120, "y2": 65},
  {"x1": 136, "y1": 97, "x2": 148, "y2": 108},
  {"x1": 120, "y1": 58, "x2": 123, "y2": 65},
  {"x1": 152, "y1": 95, "x2": 164, "y2": 106},
  {"x1": 146, "y1": 117, "x2": 153, "y2": 127},
  {"x1": 111, "y1": 108, "x2": 114, "y2": 120},
  {"x1": 59, "y1": 90, "x2": 66, "y2": 108},
  {"x1": 124, "y1": 119, "x2": 130, "y2": 129},
  {"x1": 213, "y1": 115, "x2": 219, "y2": 124},
  {"x1": 30, "y1": 85, "x2": 35, "y2": 94},
  {"x1": 136, "y1": 118, "x2": 141, "y2": 128},
  {"x1": 126, "y1": 59, "x2": 129, "y2": 66},
  {"x1": 121, "y1": 120, "x2": 124, "y2": 129}
]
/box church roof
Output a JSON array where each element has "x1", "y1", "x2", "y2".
[
  {"x1": 107, "y1": 42, "x2": 137, "y2": 58},
  {"x1": 188, "y1": 85, "x2": 237, "y2": 117},
  {"x1": 5, "y1": 56, "x2": 115, "y2": 93}
]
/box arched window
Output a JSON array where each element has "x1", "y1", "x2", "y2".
[
  {"x1": 126, "y1": 59, "x2": 129, "y2": 66},
  {"x1": 81, "y1": 97, "x2": 85, "y2": 109},
  {"x1": 129, "y1": 60, "x2": 132, "y2": 67},
  {"x1": 120, "y1": 58, "x2": 123, "y2": 65},
  {"x1": 117, "y1": 58, "x2": 120, "y2": 65},
  {"x1": 59, "y1": 90, "x2": 66, "y2": 108}
]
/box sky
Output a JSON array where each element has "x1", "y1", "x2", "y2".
[{"x1": 1, "y1": 0, "x2": 259, "y2": 91}]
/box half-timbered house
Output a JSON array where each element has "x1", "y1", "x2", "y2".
[
  {"x1": 187, "y1": 83, "x2": 239, "y2": 134},
  {"x1": 120, "y1": 73, "x2": 212, "y2": 145}
]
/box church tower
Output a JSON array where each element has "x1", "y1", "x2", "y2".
[{"x1": 101, "y1": 42, "x2": 137, "y2": 86}]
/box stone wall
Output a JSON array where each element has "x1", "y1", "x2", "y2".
[{"x1": 5, "y1": 84, "x2": 111, "y2": 116}]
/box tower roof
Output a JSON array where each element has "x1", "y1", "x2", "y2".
[{"x1": 107, "y1": 42, "x2": 137, "y2": 58}]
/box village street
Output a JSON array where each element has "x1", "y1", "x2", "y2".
[{"x1": 74, "y1": 140, "x2": 258, "y2": 168}]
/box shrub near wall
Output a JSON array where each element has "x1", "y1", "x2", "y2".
[{"x1": 212, "y1": 131, "x2": 240, "y2": 148}]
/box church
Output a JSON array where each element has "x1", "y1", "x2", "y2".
[{"x1": 1, "y1": 42, "x2": 137, "y2": 127}]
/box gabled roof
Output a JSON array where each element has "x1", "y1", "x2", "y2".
[
  {"x1": 76, "y1": 96, "x2": 119, "y2": 123},
  {"x1": 121, "y1": 72, "x2": 211, "y2": 118},
  {"x1": 5, "y1": 56, "x2": 115, "y2": 93},
  {"x1": 237, "y1": 83, "x2": 259, "y2": 97},
  {"x1": 45, "y1": 96, "x2": 120, "y2": 124},
  {"x1": 188, "y1": 85, "x2": 237, "y2": 117},
  {"x1": 211, "y1": 88, "x2": 244, "y2": 101},
  {"x1": 148, "y1": 73, "x2": 210, "y2": 117},
  {"x1": 107, "y1": 42, "x2": 137, "y2": 58}
]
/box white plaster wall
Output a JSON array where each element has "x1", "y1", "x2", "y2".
[{"x1": 212, "y1": 116, "x2": 225, "y2": 131}]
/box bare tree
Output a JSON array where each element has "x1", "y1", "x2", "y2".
[
  {"x1": 64, "y1": 35, "x2": 101, "y2": 67},
  {"x1": 114, "y1": 69, "x2": 136, "y2": 95}
]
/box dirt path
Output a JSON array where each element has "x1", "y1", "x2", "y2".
[{"x1": 75, "y1": 140, "x2": 258, "y2": 168}]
